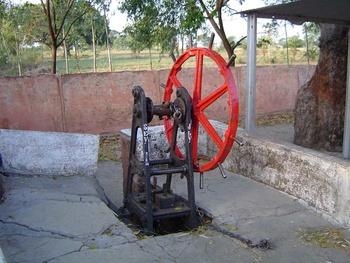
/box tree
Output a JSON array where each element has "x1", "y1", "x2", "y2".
[
  {"x1": 120, "y1": 0, "x2": 158, "y2": 69},
  {"x1": 103, "y1": 6, "x2": 112, "y2": 71},
  {"x1": 294, "y1": 24, "x2": 347, "y2": 151},
  {"x1": 197, "y1": 0, "x2": 244, "y2": 61},
  {"x1": 119, "y1": 0, "x2": 203, "y2": 57},
  {"x1": 286, "y1": 35, "x2": 304, "y2": 61},
  {"x1": 264, "y1": 0, "x2": 348, "y2": 152},
  {"x1": 197, "y1": 33, "x2": 211, "y2": 47},
  {"x1": 257, "y1": 36, "x2": 272, "y2": 63},
  {"x1": 0, "y1": 2, "x2": 42, "y2": 75},
  {"x1": 219, "y1": 35, "x2": 246, "y2": 65},
  {"x1": 39, "y1": 0, "x2": 100, "y2": 74},
  {"x1": 119, "y1": 0, "x2": 245, "y2": 62},
  {"x1": 0, "y1": 2, "x2": 25, "y2": 75},
  {"x1": 113, "y1": 32, "x2": 130, "y2": 50},
  {"x1": 303, "y1": 22, "x2": 320, "y2": 65}
]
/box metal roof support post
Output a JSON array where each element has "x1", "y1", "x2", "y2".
[
  {"x1": 343, "y1": 28, "x2": 350, "y2": 159},
  {"x1": 245, "y1": 13, "x2": 257, "y2": 131}
]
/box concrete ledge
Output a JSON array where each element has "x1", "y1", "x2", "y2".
[
  {"x1": 222, "y1": 127, "x2": 350, "y2": 227},
  {"x1": 120, "y1": 122, "x2": 350, "y2": 227},
  {"x1": 0, "y1": 129, "x2": 99, "y2": 176}
]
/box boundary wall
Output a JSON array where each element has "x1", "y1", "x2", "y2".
[{"x1": 0, "y1": 65, "x2": 314, "y2": 134}]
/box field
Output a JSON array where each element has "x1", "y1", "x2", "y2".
[{"x1": 31, "y1": 45, "x2": 317, "y2": 75}]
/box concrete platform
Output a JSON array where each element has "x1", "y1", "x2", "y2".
[
  {"x1": 1, "y1": 122, "x2": 350, "y2": 262},
  {"x1": 2, "y1": 160, "x2": 348, "y2": 263},
  {"x1": 0, "y1": 129, "x2": 99, "y2": 177}
]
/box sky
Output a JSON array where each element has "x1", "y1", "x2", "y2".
[
  {"x1": 14, "y1": 0, "x2": 303, "y2": 40},
  {"x1": 109, "y1": 0, "x2": 303, "y2": 39}
]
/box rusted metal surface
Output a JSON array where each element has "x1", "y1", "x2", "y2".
[{"x1": 124, "y1": 86, "x2": 197, "y2": 233}]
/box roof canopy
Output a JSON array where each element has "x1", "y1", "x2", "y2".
[{"x1": 241, "y1": 0, "x2": 350, "y2": 25}]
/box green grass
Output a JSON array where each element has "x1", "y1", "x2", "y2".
[
  {"x1": 54, "y1": 47, "x2": 317, "y2": 74},
  {"x1": 52, "y1": 50, "x2": 177, "y2": 74},
  {"x1": 1, "y1": 45, "x2": 318, "y2": 76}
]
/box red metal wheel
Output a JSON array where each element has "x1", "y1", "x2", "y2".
[{"x1": 163, "y1": 48, "x2": 239, "y2": 172}]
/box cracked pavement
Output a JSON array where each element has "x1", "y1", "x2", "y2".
[{"x1": 1, "y1": 161, "x2": 349, "y2": 263}]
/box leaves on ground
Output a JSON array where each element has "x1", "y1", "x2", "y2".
[
  {"x1": 299, "y1": 228, "x2": 350, "y2": 253},
  {"x1": 223, "y1": 224, "x2": 238, "y2": 231},
  {"x1": 98, "y1": 133, "x2": 122, "y2": 161},
  {"x1": 239, "y1": 110, "x2": 294, "y2": 128}
]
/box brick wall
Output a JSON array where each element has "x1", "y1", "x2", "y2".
[{"x1": 0, "y1": 65, "x2": 315, "y2": 134}]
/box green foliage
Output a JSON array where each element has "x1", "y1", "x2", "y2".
[
  {"x1": 0, "y1": 2, "x2": 45, "y2": 74},
  {"x1": 287, "y1": 35, "x2": 304, "y2": 48},
  {"x1": 113, "y1": 33, "x2": 130, "y2": 50},
  {"x1": 257, "y1": 36, "x2": 272, "y2": 49},
  {"x1": 303, "y1": 22, "x2": 320, "y2": 47},
  {"x1": 120, "y1": 0, "x2": 159, "y2": 53},
  {"x1": 304, "y1": 46, "x2": 319, "y2": 61},
  {"x1": 74, "y1": 9, "x2": 107, "y2": 46},
  {"x1": 219, "y1": 35, "x2": 246, "y2": 52},
  {"x1": 180, "y1": 0, "x2": 205, "y2": 35},
  {"x1": 257, "y1": 36, "x2": 273, "y2": 63},
  {"x1": 197, "y1": 33, "x2": 211, "y2": 47},
  {"x1": 119, "y1": 0, "x2": 206, "y2": 54},
  {"x1": 263, "y1": 19, "x2": 280, "y2": 38}
]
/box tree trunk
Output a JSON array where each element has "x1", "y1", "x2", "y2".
[
  {"x1": 304, "y1": 24, "x2": 310, "y2": 66},
  {"x1": 63, "y1": 27, "x2": 69, "y2": 74},
  {"x1": 294, "y1": 24, "x2": 348, "y2": 152},
  {"x1": 91, "y1": 15, "x2": 96, "y2": 73},
  {"x1": 284, "y1": 21, "x2": 289, "y2": 65},
  {"x1": 148, "y1": 48, "x2": 153, "y2": 70},
  {"x1": 74, "y1": 43, "x2": 81, "y2": 73},
  {"x1": 104, "y1": 11, "x2": 112, "y2": 72},
  {"x1": 51, "y1": 44, "x2": 57, "y2": 74}
]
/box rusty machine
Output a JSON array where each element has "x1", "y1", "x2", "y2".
[{"x1": 124, "y1": 35, "x2": 242, "y2": 233}]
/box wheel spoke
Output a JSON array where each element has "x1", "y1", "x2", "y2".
[
  {"x1": 196, "y1": 84, "x2": 227, "y2": 111},
  {"x1": 193, "y1": 50, "x2": 204, "y2": 103},
  {"x1": 196, "y1": 112, "x2": 224, "y2": 149},
  {"x1": 191, "y1": 117, "x2": 199, "y2": 163},
  {"x1": 169, "y1": 75, "x2": 183, "y2": 88}
]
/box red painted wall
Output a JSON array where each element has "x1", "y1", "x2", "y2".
[{"x1": 0, "y1": 65, "x2": 314, "y2": 134}]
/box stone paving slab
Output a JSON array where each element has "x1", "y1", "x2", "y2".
[
  {"x1": 0, "y1": 173, "x2": 135, "y2": 263},
  {"x1": 168, "y1": 167, "x2": 350, "y2": 262},
  {"x1": 48, "y1": 230, "x2": 260, "y2": 263},
  {"x1": 1, "y1": 162, "x2": 350, "y2": 263}
]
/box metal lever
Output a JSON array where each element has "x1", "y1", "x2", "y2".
[
  {"x1": 170, "y1": 52, "x2": 176, "y2": 63},
  {"x1": 233, "y1": 136, "x2": 244, "y2": 146},
  {"x1": 226, "y1": 54, "x2": 237, "y2": 68},
  {"x1": 218, "y1": 163, "x2": 227, "y2": 178},
  {"x1": 208, "y1": 33, "x2": 215, "y2": 50},
  {"x1": 199, "y1": 172, "x2": 204, "y2": 189}
]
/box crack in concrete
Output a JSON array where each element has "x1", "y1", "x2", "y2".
[
  {"x1": 154, "y1": 237, "x2": 176, "y2": 262},
  {"x1": 216, "y1": 200, "x2": 308, "y2": 225},
  {"x1": 0, "y1": 219, "x2": 77, "y2": 240},
  {"x1": 173, "y1": 238, "x2": 193, "y2": 263},
  {"x1": 45, "y1": 244, "x2": 85, "y2": 263},
  {"x1": 135, "y1": 241, "x2": 160, "y2": 262}
]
